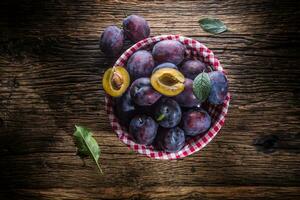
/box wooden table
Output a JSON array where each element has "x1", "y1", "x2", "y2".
[{"x1": 1, "y1": 0, "x2": 299, "y2": 199}]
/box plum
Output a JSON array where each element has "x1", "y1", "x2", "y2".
[
  {"x1": 130, "y1": 77, "x2": 161, "y2": 106},
  {"x1": 100, "y1": 25, "x2": 124, "y2": 56},
  {"x1": 115, "y1": 90, "x2": 136, "y2": 126},
  {"x1": 208, "y1": 71, "x2": 228, "y2": 105},
  {"x1": 156, "y1": 127, "x2": 185, "y2": 152},
  {"x1": 127, "y1": 50, "x2": 155, "y2": 80},
  {"x1": 154, "y1": 98, "x2": 182, "y2": 128},
  {"x1": 182, "y1": 109, "x2": 211, "y2": 136},
  {"x1": 173, "y1": 79, "x2": 200, "y2": 107},
  {"x1": 123, "y1": 15, "x2": 150, "y2": 42},
  {"x1": 129, "y1": 115, "x2": 158, "y2": 145},
  {"x1": 152, "y1": 40, "x2": 185, "y2": 65},
  {"x1": 152, "y1": 62, "x2": 178, "y2": 73},
  {"x1": 180, "y1": 60, "x2": 206, "y2": 80}
]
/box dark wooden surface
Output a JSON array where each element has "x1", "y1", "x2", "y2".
[{"x1": 0, "y1": 0, "x2": 300, "y2": 199}]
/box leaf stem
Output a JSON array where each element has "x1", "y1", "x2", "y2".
[
  {"x1": 95, "y1": 158, "x2": 103, "y2": 174},
  {"x1": 83, "y1": 137, "x2": 103, "y2": 174}
]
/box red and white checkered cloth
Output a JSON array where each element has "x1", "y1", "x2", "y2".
[{"x1": 105, "y1": 35, "x2": 230, "y2": 160}]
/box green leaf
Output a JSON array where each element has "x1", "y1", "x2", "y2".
[
  {"x1": 193, "y1": 72, "x2": 211, "y2": 102},
  {"x1": 198, "y1": 18, "x2": 227, "y2": 34},
  {"x1": 73, "y1": 125, "x2": 103, "y2": 174}
]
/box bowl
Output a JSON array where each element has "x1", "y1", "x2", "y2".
[{"x1": 105, "y1": 35, "x2": 230, "y2": 160}]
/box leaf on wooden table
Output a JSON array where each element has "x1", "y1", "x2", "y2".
[
  {"x1": 198, "y1": 18, "x2": 227, "y2": 34},
  {"x1": 73, "y1": 125, "x2": 103, "y2": 174}
]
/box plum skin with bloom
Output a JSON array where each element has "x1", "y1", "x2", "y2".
[
  {"x1": 129, "y1": 115, "x2": 158, "y2": 145},
  {"x1": 182, "y1": 109, "x2": 211, "y2": 136},
  {"x1": 152, "y1": 40, "x2": 185, "y2": 65},
  {"x1": 180, "y1": 60, "x2": 207, "y2": 80},
  {"x1": 100, "y1": 25, "x2": 124, "y2": 56},
  {"x1": 208, "y1": 71, "x2": 228, "y2": 105},
  {"x1": 154, "y1": 98, "x2": 182, "y2": 128},
  {"x1": 155, "y1": 127, "x2": 185, "y2": 152},
  {"x1": 130, "y1": 77, "x2": 161, "y2": 106},
  {"x1": 114, "y1": 90, "x2": 136, "y2": 126},
  {"x1": 127, "y1": 50, "x2": 155, "y2": 80},
  {"x1": 173, "y1": 78, "x2": 200, "y2": 107},
  {"x1": 123, "y1": 15, "x2": 150, "y2": 42}
]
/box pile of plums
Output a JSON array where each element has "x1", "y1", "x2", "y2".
[
  {"x1": 101, "y1": 15, "x2": 228, "y2": 152},
  {"x1": 100, "y1": 15, "x2": 150, "y2": 56}
]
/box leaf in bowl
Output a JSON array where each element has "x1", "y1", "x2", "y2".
[{"x1": 193, "y1": 72, "x2": 211, "y2": 102}]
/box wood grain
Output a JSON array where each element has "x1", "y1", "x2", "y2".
[
  {"x1": 1, "y1": 186, "x2": 300, "y2": 200},
  {"x1": 0, "y1": 0, "x2": 300, "y2": 199}
]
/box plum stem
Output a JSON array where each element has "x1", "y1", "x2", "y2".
[{"x1": 156, "y1": 114, "x2": 165, "y2": 122}]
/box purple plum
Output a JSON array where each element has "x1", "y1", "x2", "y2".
[
  {"x1": 127, "y1": 50, "x2": 155, "y2": 80},
  {"x1": 155, "y1": 127, "x2": 185, "y2": 152},
  {"x1": 154, "y1": 98, "x2": 182, "y2": 128},
  {"x1": 123, "y1": 15, "x2": 150, "y2": 42},
  {"x1": 130, "y1": 78, "x2": 161, "y2": 106},
  {"x1": 129, "y1": 115, "x2": 158, "y2": 145},
  {"x1": 173, "y1": 79, "x2": 200, "y2": 107},
  {"x1": 182, "y1": 109, "x2": 211, "y2": 136},
  {"x1": 180, "y1": 60, "x2": 206, "y2": 80},
  {"x1": 115, "y1": 90, "x2": 136, "y2": 126},
  {"x1": 100, "y1": 25, "x2": 124, "y2": 56},
  {"x1": 152, "y1": 40, "x2": 185, "y2": 65},
  {"x1": 208, "y1": 71, "x2": 228, "y2": 105}
]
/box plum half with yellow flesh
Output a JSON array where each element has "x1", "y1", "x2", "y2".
[
  {"x1": 102, "y1": 66, "x2": 130, "y2": 97},
  {"x1": 150, "y1": 68, "x2": 185, "y2": 96}
]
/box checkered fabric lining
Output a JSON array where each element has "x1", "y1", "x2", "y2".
[{"x1": 105, "y1": 35, "x2": 230, "y2": 160}]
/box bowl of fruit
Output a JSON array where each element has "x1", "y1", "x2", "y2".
[{"x1": 101, "y1": 16, "x2": 230, "y2": 159}]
